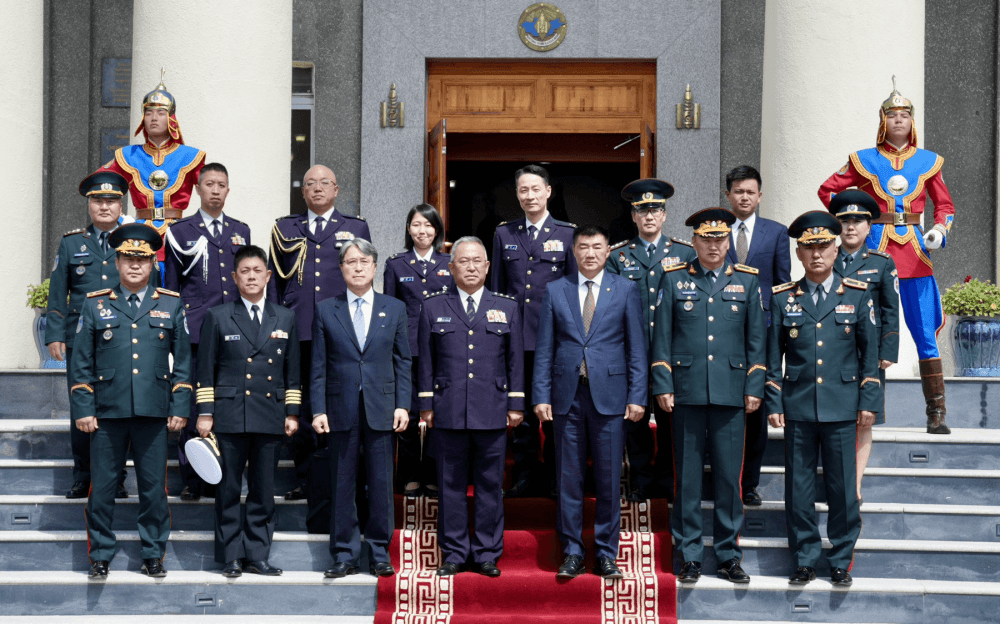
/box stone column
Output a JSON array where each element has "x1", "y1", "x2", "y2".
[
  {"x1": 0, "y1": 3, "x2": 44, "y2": 368},
  {"x1": 130, "y1": 0, "x2": 292, "y2": 243},
  {"x1": 760, "y1": 0, "x2": 924, "y2": 377}
]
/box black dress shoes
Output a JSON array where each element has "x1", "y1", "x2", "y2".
[
  {"x1": 245, "y1": 560, "x2": 282, "y2": 576},
  {"x1": 66, "y1": 481, "x2": 89, "y2": 499},
  {"x1": 471, "y1": 561, "x2": 501, "y2": 577},
  {"x1": 742, "y1": 488, "x2": 762, "y2": 506},
  {"x1": 503, "y1": 479, "x2": 535, "y2": 498},
  {"x1": 678, "y1": 561, "x2": 701, "y2": 582},
  {"x1": 423, "y1": 485, "x2": 439, "y2": 499},
  {"x1": 222, "y1": 560, "x2": 242, "y2": 578},
  {"x1": 789, "y1": 566, "x2": 816, "y2": 584},
  {"x1": 141, "y1": 559, "x2": 167, "y2": 578},
  {"x1": 716, "y1": 558, "x2": 750, "y2": 583},
  {"x1": 593, "y1": 556, "x2": 623, "y2": 579},
  {"x1": 831, "y1": 568, "x2": 853, "y2": 586},
  {"x1": 556, "y1": 555, "x2": 585, "y2": 579},
  {"x1": 285, "y1": 486, "x2": 306, "y2": 501},
  {"x1": 370, "y1": 562, "x2": 396, "y2": 577},
  {"x1": 625, "y1": 486, "x2": 647, "y2": 503},
  {"x1": 115, "y1": 482, "x2": 128, "y2": 499},
  {"x1": 324, "y1": 562, "x2": 359, "y2": 578},
  {"x1": 436, "y1": 562, "x2": 463, "y2": 576},
  {"x1": 88, "y1": 560, "x2": 109, "y2": 579},
  {"x1": 179, "y1": 486, "x2": 201, "y2": 501}
]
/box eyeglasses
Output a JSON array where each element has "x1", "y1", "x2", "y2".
[
  {"x1": 304, "y1": 179, "x2": 337, "y2": 188},
  {"x1": 454, "y1": 258, "x2": 486, "y2": 267},
  {"x1": 633, "y1": 207, "x2": 666, "y2": 217},
  {"x1": 343, "y1": 258, "x2": 374, "y2": 268}
]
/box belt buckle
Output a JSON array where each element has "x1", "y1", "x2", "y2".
[
  {"x1": 153, "y1": 207, "x2": 164, "y2": 221},
  {"x1": 893, "y1": 212, "x2": 906, "y2": 226}
]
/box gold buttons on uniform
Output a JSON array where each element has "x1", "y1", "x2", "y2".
[
  {"x1": 268, "y1": 359, "x2": 273, "y2": 364},
  {"x1": 817, "y1": 377, "x2": 823, "y2": 384},
  {"x1": 527, "y1": 270, "x2": 532, "y2": 275},
  {"x1": 132, "y1": 369, "x2": 139, "y2": 375},
  {"x1": 102, "y1": 275, "x2": 108, "y2": 280},
  {"x1": 817, "y1": 359, "x2": 824, "y2": 365},
  {"x1": 316, "y1": 286, "x2": 321, "y2": 291},
  {"x1": 247, "y1": 358, "x2": 253, "y2": 363},
  {"x1": 316, "y1": 244, "x2": 321, "y2": 249},
  {"x1": 132, "y1": 324, "x2": 138, "y2": 329},
  {"x1": 133, "y1": 353, "x2": 139, "y2": 359},
  {"x1": 469, "y1": 345, "x2": 474, "y2": 350},
  {"x1": 649, "y1": 288, "x2": 655, "y2": 293},
  {"x1": 708, "y1": 355, "x2": 714, "y2": 361},
  {"x1": 222, "y1": 277, "x2": 226, "y2": 282},
  {"x1": 185, "y1": 304, "x2": 190, "y2": 309},
  {"x1": 525, "y1": 298, "x2": 531, "y2": 303},
  {"x1": 708, "y1": 297, "x2": 714, "y2": 303},
  {"x1": 528, "y1": 257, "x2": 534, "y2": 261},
  {"x1": 132, "y1": 338, "x2": 138, "y2": 344},
  {"x1": 468, "y1": 330, "x2": 474, "y2": 335},
  {"x1": 649, "y1": 305, "x2": 655, "y2": 311},
  {"x1": 223, "y1": 291, "x2": 228, "y2": 295},
  {"x1": 468, "y1": 359, "x2": 474, "y2": 364},
  {"x1": 817, "y1": 341, "x2": 824, "y2": 347},
  {"x1": 526, "y1": 284, "x2": 531, "y2": 290},
  {"x1": 422, "y1": 279, "x2": 427, "y2": 283},
  {"x1": 650, "y1": 271, "x2": 655, "y2": 277},
  {"x1": 816, "y1": 322, "x2": 823, "y2": 329},
  {"x1": 468, "y1": 373, "x2": 474, "y2": 378},
  {"x1": 266, "y1": 393, "x2": 271, "y2": 398},
  {"x1": 650, "y1": 322, "x2": 654, "y2": 327},
  {"x1": 315, "y1": 272, "x2": 321, "y2": 276},
  {"x1": 102, "y1": 261, "x2": 107, "y2": 266},
  {"x1": 316, "y1": 258, "x2": 321, "y2": 263},
  {"x1": 246, "y1": 390, "x2": 251, "y2": 395},
  {"x1": 708, "y1": 316, "x2": 714, "y2": 322},
  {"x1": 267, "y1": 376, "x2": 272, "y2": 381},
  {"x1": 219, "y1": 249, "x2": 224, "y2": 254},
  {"x1": 246, "y1": 374, "x2": 252, "y2": 379},
  {"x1": 220, "y1": 262, "x2": 225, "y2": 268},
  {"x1": 708, "y1": 335, "x2": 714, "y2": 341}
]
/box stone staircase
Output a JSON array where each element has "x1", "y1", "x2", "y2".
[{"x1": 1, "y1": 370, "x2": 999, "y2": 621}]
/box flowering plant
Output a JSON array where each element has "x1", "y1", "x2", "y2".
[
  {"x1": 25, "y1": 279, "x2": 50, "y2": 309},
  {"x1": 942, "y1": 276, "x2": 1000, "y2": 318}
]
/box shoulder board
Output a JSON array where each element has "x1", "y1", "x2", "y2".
[
  {"x1": 670, "y1": 237, "x2": 693, "y2": 247},
  {"x1": 155, "y1": 288, "x2": 181, "y2": 297},
  {"x1": 87, "y1": 289, "x2": 112, "y2": 298},
  {"x1": 63, "y1": 228, "x2": 86, "y2": 237},
  {"x1": 662, "y1": 262, "x2": 688, "y2": 273},
  {"x1": 609, "y1": 240, "x2": 629, "y2": 251},
  {"x1": 842, "y1": 277, "x2": 869, "y2": 290},
  {"x1": 347, "y1": 213, "x2": 365, "y2": 221},
  {"x1": 868, "y1": 249, "x2": 890, "y2": 258},
  {"x1": 734, "y1": 264, "x2": 759, "y2": 275},
  {"x1": 225, "y1": 216, "x2": 248, "y2": 226},
  {"x1": 772, "y1": 282, "x2": 797, "y2": 294},
  {"x1": 494, "y1": 293, "x2": 517, "y2": 301},
  {"x1": 425, "y1": 290, "x2": 447, "y2": 299},
  {"x1": 552, "y1": 219, "x2": 577, "y2": 228},
  {"x1": 497, "y1": 220, "x2": 513, "y2": 228},
  {"x1": 275, "y1": 215, "x2": 298, "y2": 222},
  {"x1": 388, "y1": 252, "x2": 405, "y2": 261}
]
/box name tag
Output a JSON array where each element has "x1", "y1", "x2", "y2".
[
  {"x1": 436, "y1": 317, "x2": 452, "y2": 323},
  {"x1": 504, "y1": 244, "x2": 518, "y2": 251},
  {"x1": 270, "y1": 330, "x2": 289, "y2": 339},
  {"x1": 786, "y1": 311, "x2": 803, "y2": 317},
  {"x1": 724, "y1": 284, "x2": 745, "y2": 293},
  {"x1": 486, "y1": 309, "x2": 508, "y2": 323},
  {"x1": 624, "y1": 266, "x2": 639, "y2": 271},
  {"x1": 543, "y1": 240, "x2": 563, "y2": 252},
  {"x1": 186, "y1": 241, "x2": 196, "y2": 247},
  {"x1": 225, "y1": 335, "x2": 241, "y2": 341},
  {"x1": 150, "y1": 310, "x2": 171, "y2": 319},
  {"x1": 857, "y1": 269, "x2": 879, "y2": 275},
  {"x1": 73, "y1": 252, "x2": 90, "y2": 258},
  {"x1": 836, "y1": 304, "x2": 855, "y2": 314},
  {"x1": 399, "y1": 277, "x2": 414, "y2": 282},
  {"x1": 335, "y1": 231, "x2": 355, "y2": 241}
]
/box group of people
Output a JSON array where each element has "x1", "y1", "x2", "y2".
[{"x1": 45, "y1": 76, "x2": 955, "y2": 587}]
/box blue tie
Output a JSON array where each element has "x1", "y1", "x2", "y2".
[{"x1": 353, "y1": 299, "x2": 366, "y2": 349}]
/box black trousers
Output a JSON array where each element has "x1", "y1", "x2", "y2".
[
  {"x1": 741, "y1": 405, "x2": 767, "y2": 493},
  {"x1": 510, "y1": 350, "x2": 555, "y2": 487},
  {"x1": 395, "y1": 357, "x2": 436, "y2": 491},
  {"x1": 214, "y1": 432, "x2": 283, "y2": 564}
]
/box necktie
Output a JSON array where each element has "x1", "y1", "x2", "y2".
[
  {"x1": 251, "y1": 304, "x2": 261, "y2": 327},
  {"x1": 127, "y1": 293, "x2": 137, "y2": 312},
  {"x1": 466, "y1": 295, "x2": 476, "y2": 319},
  {"x1": 814, "y1": 284, "x2": 826, "y2": 305},
  {"x1": 210, "y1": 219, "x2": 220, "y2": 239},
  {"x1": 647, "y1": 242, "x2": 656, "y2": 257},
  {"x1": 707, "y1": 270, "x2": 717, "y2": 284},
  {"x1": 353, "y1": 299, "x2": 365, "y2": 348},
  {"x1": 313, "y1": 217, "x2": 326, "y2": 235},
  {"x1": 99, "y1": 232, "x2": 108, "y2": 253},
  {"x1": 419, "y1": 259, "x2": 428, "y2": 275},
  {"x1": 737, "y1": 223, "x2": 749, "y2": 264},
  {"x1": 844, "y1": 254, "x2": 854, "y2": 271},
  {"x1": 581, "y1": 281, "x2": 595, "y2": 377},
  {"x1": 529, "y1": 225, "x2": 538, "y2": 240}
]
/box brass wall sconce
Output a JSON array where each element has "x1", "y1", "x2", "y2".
[
  {"x1": 380, "y1": 83, "x2": 405, "y2": 128},
  {"x1": 675, "y1": 84, "x2": 700, "y2": 129}
]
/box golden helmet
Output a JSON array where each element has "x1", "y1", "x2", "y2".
[
  {"x1": 877, "y1": 76, "x2": 917, "y2": 146},
  {"x1": 140, "y1": 69, "x2": 176, "y2": 115}
]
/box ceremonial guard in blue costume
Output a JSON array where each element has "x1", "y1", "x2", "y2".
[
  {"x1": 103, "y1": 71, "x2": 205, "y2": 270},
  {"x1": 820, "y1": 78, "x2": 954, "y2": 434},
  {"x1": 766, "y1": 212, "x2": 879, "y2": 587},
  {"x1": 491, "y1": 164, "x2": 577, "y2": 498},
  {"x1": 606, "y1": 178, "x2": 696, "y2": 502},
  {"x1": 164, "y1": 162, "x2": 251, "y2": 500},
  {"x1": 70, "y1": 224, "x2": 193, "y2": 580},
  {"x1": 418, "y1": 237, "x2": 524, "y2": 577},
  {"x1": 650, "y1": 208, "x2": 766, "y2": 584},
  {"x1": 47, "y1": 171, "x2": 133, "y2": 499},
  {"x1": 267, "y1": 164, "x2": 371, "y2": 499},
  {"x1": 828, "y1": 190, "x2": 899, "y2": 501},
  {"x1": 383, "y1": 204, "x2": 453, "y2": 497}
]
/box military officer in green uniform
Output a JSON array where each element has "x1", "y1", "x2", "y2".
[
  {"x1": 606, "y1": 179, "x2": 696, "y2": 502},
  {"x1": 828, "y1": 190, "x2": 899, "y2": 502},
  {"x1": 46, "y1": 171, "x2": 133, "y2": 499},
  {"x1": 651, "y1": 208, "x2": 766, "y2": 584},
  {"x1": 765, "y1": 211, "x2": 879, "y2": 587},
  {"x1": 70, "y1": 223, "x2": 193, "y2": 580}
]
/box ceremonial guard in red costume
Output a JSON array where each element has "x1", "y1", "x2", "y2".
[
  {"x1": 819, "y1": 78, "x2": 954, "y2": 434},
  {"x1": 103, "y1": 70, "x2": 206, "y2": 265}
]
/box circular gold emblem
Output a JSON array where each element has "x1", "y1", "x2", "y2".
[
  {"x1": 789, "y1": 328, "x2": 799, "y2": 338},
  {"x1": 517, "y1": 3, "x2": 568, "y2": 52},
  {"x1": 148, "y1": 170, "x2": 170, "y2": 191},
  {"x1": 642, "y1": 192, "x2": 654, "y2": 201},
  {"x1": 683, "y1": 301, "x2": 694, "y2": 311},
  {"x1": 103, "y1": 330, "x2": 113, "y2": 341},
  {"x1": 887, "y1": 175, "x2": 909, "y2": 196}
]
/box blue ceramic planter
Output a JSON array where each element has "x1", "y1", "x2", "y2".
[
  {"x1": 953, "y1": 316, "x2": 1000, "y2": 377},
  {"x1": 33, "y1": 311, "x2": 66, "y2": 369}
]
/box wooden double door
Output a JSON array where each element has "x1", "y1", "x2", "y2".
[{"x1": 425, "y1": 60, "x2": 657, "y2": 236}]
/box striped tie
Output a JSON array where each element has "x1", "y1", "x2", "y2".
[
  {"x1": 581, "y1": 281, "x2": 595, "y2": 377},
  {"x1": 737, "y1": 223, "x2": 749, "y2": 264}
]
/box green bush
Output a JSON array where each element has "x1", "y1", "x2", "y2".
[
  {"x1": 942, "y1": 277, "x2": 1000, "y2": 318},
  {"x1": 25, "y1": 279, "x2": 50, "y2": 309}
]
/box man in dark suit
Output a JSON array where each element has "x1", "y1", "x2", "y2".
[
  {"x1": 491, "y1": 164, "x2": 577, "y2": 498},
  {"x1": 165, "y1": 162, "x2": 251, "y2": 500},
  {"x1": 311, "y1": 238, "x2": 411, "y2": 579},
  {"x1": 418, "y1": 237, "x2": 524, "y2": 577},
  {"x1": 268, "y1": 164, "x2": 372, "y2": 499},
  {"x1": 70, "y1": 224, "x2": 192, "y2": 579},
  {"x1": 765, "y1": 212, "x2": 879, "y2": 587},
  {"x1": 534, "y1": 224, "x2": 648, "y2": 580},
  {"x1": 195, "y1": 245, "x2": 301, "y2": 578},
  {"x1": 724, "y1": 165, "x2": 791, "y2": 506}
]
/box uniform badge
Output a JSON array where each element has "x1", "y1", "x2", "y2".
[
  {"x1": 80, "y1": 245, "x2": 87, "y2": 252},
  {"x1": 159, "y1": 331, "x2": 165, "y2": 340},
  {"x1": 150, "y1": 310, "x2": 172, "y2": 319},
  {"x1": 270, "y1": 330, "x2": 289, "y2": 339},
  {"x1": 623, "y1": 258, "x2": 630, "y2": 268},
  {"x1": 837, "y1": 162, "x2": 850, "y2": 176},
  {"x1": 231, "y1": 234, "x2": 247, "y2": 245},
  {"x1": 789, "y1": 328, "x2": 799, "y2": 338},
  {"x1": 731, "y1": 304, "x2": 739, "y2": 312},
  {"x1": 486, "y1": 309, "x2": 508, "y2": 323},
  {"x1": 184, "y1": 316, "x2": 189, "y2": 334},
  {"x1": 436, "y1": 317, "x2": 451, "y2": 323},
  {"x1": 276, "y1": 348, "x2": 282, "y2": 354},
  {"x1": 551, "y1": 265, "x2": 558, "y2": 272},
  {"x1": 858, "y1": 269, "x2": 879, "y2": 275},
  {"x1": 723, "y1": 284, "x2": 745, "y2": 294},
  {"x1": 437, "y1": 270, "x2": 450, "y2": 276},
  {"x1": 148, "y1": 170, "x2": 169, "y2": 191},
  {"x1": 619, "y1": 252, "x2": 626, "y2": 263},
  {"x1": 661, "y1": 257, "x2": 680, "y2": 270},
  {"x1": 102, "y1": 329, "x2": 113, "y2": 341},
  {"x1": 225, "y1": 335, "x2": 241, "y2": 341},
  {"x1": 683, "y1": 301, "x2": 694, "y2": 311},
  {"x1": 870, "y1": 307, "x2": 877, "y2": 325},
  {"x1": 894, "y1": 277, "x2": 899, "y2": 294},
  {"x1": 76, "y1": 266, "x2": 86, "y2": 275},
  {"x1": 835, "y1": 304, "x2": 855, "y2": 314},
  {"x1": 335, "y1": 231, "x2": 355, "y2": 241},
  {"x1": 399, "y1": 277, "x2": 414, "y2": 282},
  {"x1": 76, "y1": 318, "x2": 83, "y2": 333},
  {"x1": 845, "y1": 326, "x2": 851, "y2": 334},
  {"x1": 99, "y1": 308, "x2": 113, "y2": 318},
  {"x1": 378, "y1": 312, "x2": 386, "y2": 318},
  {"x1": 52, "y1": 254, "x2": 59, "y2": 272},
  {"x1": 656, "y1": 289, "x2": 663, "y2": 306},
  {"x1": 542, "y1": 240, "x2": 563, "y2": 252},
  {"x1": 505, "y1": 245, "x2": 518, "y2": 250}
]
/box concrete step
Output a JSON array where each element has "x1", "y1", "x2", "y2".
[
  {"x1": 0, "y1": 459, "x2": 298, "y2": 496},
  {"x1": 0, "y1": 570, "x2": 376, "y2": 616},
  {"x1": 677, "y1": 575, "x2": 1000, "y2": 623},
  {"x1": 0, "y1": 371, "x2": 69, "y2": 420},
  {"x1": 0, "y1": 495, "x2": 307, "y2": 532},
  {"x1": 760, "y1": 427, "x2": 1000, "y2": 470},
  {"x1": 683, "y1": 536, "x2": 1000, "y2": 583},
  {"x1": 882, "y1": 378, "x2": 1000, "y2": 429}
]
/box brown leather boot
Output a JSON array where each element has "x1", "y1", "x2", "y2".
[{"x1": 919, "y1": 358, "x2": 950, "y2": 434}]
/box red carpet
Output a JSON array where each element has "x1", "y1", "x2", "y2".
[{"x1": 375, "y1": 494, "x2": 677, "y2": 623}]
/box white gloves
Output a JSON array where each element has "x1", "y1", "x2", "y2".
[{"x1": 923, "y1": 224, "x2": 946, "y2": 250}]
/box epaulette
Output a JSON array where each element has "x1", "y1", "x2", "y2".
[
  {"x1": 553, "y1": 219, "x2": 577, "y2": 228},
  {"x1": 276, "y1": 214, "x2": 298, "y2": 222},
  {"x1": 772, "y1": 282, "x2": 797, "y2": 294},
  {"x1": 609, "y1": 240, "x2": 629, "y2": 251},
  {"x1": 842, "y1": 277, "x2": 868, "y2": 290},
  {"x1": 388, "y1": 252, "x2": 405, "y2": 260},
  {"x1": 155, "y1": 287, "x2": 181, "y2": 297},
  {"x1": 425, "y1": 290, "x2": 447, "y2": 298},
  {"x1": 349, "y1": 214, "x2": 366, "y2": 221},
  {"x1": 670, "y1": 237, "x2": 693, "y2": 247},
  {"x1": 663, "y1": 262, "x2": 688, "y2": 273},
  {"x1": 734, "y1": 264, "x2": 759, "y2": 275},
  {"x1": 868, "y1": 249, "x2": 890, "y2": 258},
  {"x1": 494, "y1": 293, "x2": 517, "y2": 301},
  {"x1": 87, "y1": 289, "x2": 112, "y2": 298},
  {"x1": 63, "y1": 228, "x2": 86, "y2": 237}
]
